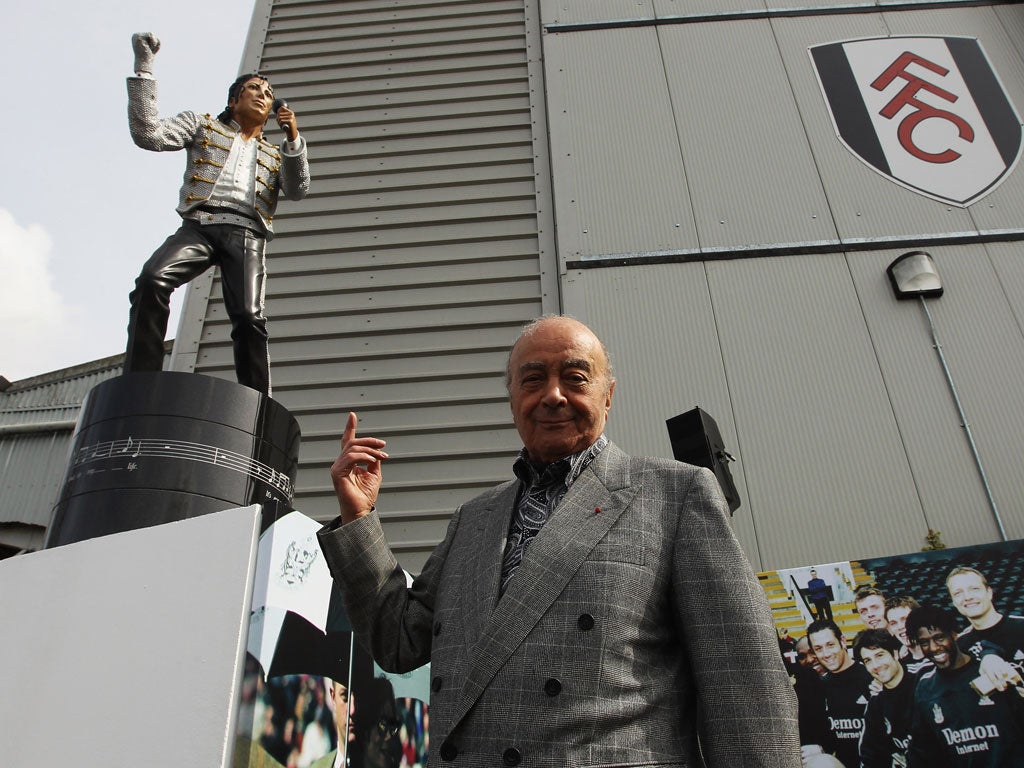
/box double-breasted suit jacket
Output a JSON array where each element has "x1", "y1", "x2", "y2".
[{"x1": 318, "y1": 442, "x2": 800, "y2": 768}]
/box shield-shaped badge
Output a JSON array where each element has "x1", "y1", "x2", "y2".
[{"x1": 810, "y1": 36, "x2": 1022, "y2": 206}]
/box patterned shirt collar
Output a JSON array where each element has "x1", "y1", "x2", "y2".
[{"x1": 513, "y1": 434, "x2": 609, "y2": 490}]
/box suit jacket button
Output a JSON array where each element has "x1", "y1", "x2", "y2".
[
  {"x1": 439, "y1": 740, "x2": 458, "y2": 761},
  {"x1": 502, "y1": 747, "x2": 522, "y2": 766},
  {"x1": 433, "y1": 621, "x2": 442, "y2": 636},
  {"x1": 431, "y1": 675, "x2": 443, "y2": 692},
  {"x1": 577, "y1": 613, "x2": 595, "y2": 631},
  {"x1": 544, "y1": 677, "x2": 562, "y2": 696}
]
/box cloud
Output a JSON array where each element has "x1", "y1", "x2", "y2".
[{"x1": 0, "y1": 209, "x2": 67, "y2": 381}]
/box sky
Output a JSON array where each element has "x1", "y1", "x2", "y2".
[{"x1": 1, "y1": 1, "x2": 258, "y2": 382}]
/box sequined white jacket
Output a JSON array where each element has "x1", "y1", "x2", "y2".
[{"x1": 126, "y1": 76, "x2": 310, "y2": 239}]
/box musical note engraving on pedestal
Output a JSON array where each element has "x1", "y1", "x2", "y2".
[{"x1": 46, "y1": 372, "x2": 301, "y2": 548}]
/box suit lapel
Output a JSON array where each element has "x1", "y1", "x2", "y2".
[
  {"x1": 459, "y1": 481, "x2": 518, "y2": 649},
  {"x1": 451, "y1": 444, "x2": 637, "y2": 726}
]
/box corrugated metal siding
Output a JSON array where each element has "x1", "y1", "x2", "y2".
[
  {"x1": 544, "y1": 27, "x2": 697, "y2": 261},
  {"x1": 885, "y1": 6, "x2": 1024, "y2": 235},
  {"x1": 0, "y1": 358, "x2": 122, "y2": 429},
  {"x1": 0, "y1": 355, "x2": 127, "y2": 534},
  {"x1": 545, "y1": 9, "x2": 1024, "y2": 263},
  {"x1": 660, "y1": 19, "x2": 837, "y2": 252},
  {"x1": 540, "y1": 0, "x2": 655, "y2": 25},
  {"x1": 0, "y1": 433, "x2": 71, "y2": 528},
  {"x1": 542, "y1": 1, "x2": 977, "y2": 27},
  {"x1": 770, "y1": 13, "x2": 980, "y2": 245},
  {"x1": 703, "y1": 253, "x2": 926, "y2": 567},
  {"x1": 989, "y1": 241, "x2": 1024, "y2": 335},
  {"x1": 161, "y1": 0, "x2": 1024, "y2": 573},
  {"x1": 653, "y1": 1, "x2": 768, "y2": 18},
  {"x1": 555, "y1": 2, "x2": 1024, "y2": 565},
  {"x1": 847, "y1": 244, "x2": 1024, "y2": 545},
  {"x1": 768, "y1": 1, "x2": 965, "y2": 10},
  {"x1": 561, "y1": 264, "x2": 763, "y2": 567},
  {"x1": 570, "y1": 261, "x2": 996, "y2": 569},
  {"x1": 181, "y1": 0, "x2": 550, "y2": 571}
]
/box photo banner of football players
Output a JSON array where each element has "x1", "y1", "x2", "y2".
[
  {"x1": 761, "y1": 538, "x2": 1024, "y2": 768},
  {"x1": 232, "y1": 642, "x2": 429, "y2": 768},
  {"x1": 233, "y1": 509, "x2": 430, "y2": 768}
]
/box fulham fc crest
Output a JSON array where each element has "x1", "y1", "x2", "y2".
[{"x1": 810, "y1": 36, "x2": 1022, "y2": 206}]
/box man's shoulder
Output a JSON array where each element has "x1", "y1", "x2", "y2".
[
  {"x1": 963, "y1": 615, "x2": 1024, "y2": 646},
  {"x1": 617, "y1": 447, "x2": 707, "y2": 479}
]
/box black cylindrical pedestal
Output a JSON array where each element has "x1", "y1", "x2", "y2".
[{"x1": 46, "y1": 372, "x2": 301, "y2": 548}]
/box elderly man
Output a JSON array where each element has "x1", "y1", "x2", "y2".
[
  {"x1": 123, "y1": 33, "x2": 310, "y2": 395},
  {"x1": 318, "y1": 316, "x2": 800, "y2": 767}
]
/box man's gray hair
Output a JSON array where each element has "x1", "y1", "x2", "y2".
[{"x1": 504, "y1": 314, "x2": 614, "y2": 389}]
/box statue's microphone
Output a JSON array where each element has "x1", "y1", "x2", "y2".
[{"x1": 272, "y1": 98, "x2": 290, "y2": 132}]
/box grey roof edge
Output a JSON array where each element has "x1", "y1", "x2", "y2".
[{"x1": 2, "y1": 340, "x2": 173, "y2": 394}]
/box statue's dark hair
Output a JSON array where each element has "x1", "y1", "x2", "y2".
[{"x1": 216, "y1": 72, "x2": 269, "y2": 124}]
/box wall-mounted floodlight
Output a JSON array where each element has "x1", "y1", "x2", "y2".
[
  {"x1": 886, "y1": 250, "x2": 943, "y2": 299},
  {"x1": 883, "y1": 251, "x2": 1007, "y2": 541}
]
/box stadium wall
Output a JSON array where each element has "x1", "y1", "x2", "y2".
[{"x1": 172, "y1": 0, "x2": 1024, "y2": 572}]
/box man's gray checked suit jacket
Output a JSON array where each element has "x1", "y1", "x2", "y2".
[{"x1": 318, "y1": 442, "x2": 800, "y2": 768}]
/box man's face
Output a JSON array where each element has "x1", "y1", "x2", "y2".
[
  {"x1": 229, "y1": 77, "x2": 273, "y2": 125},
  {"x1": 809, "y1": 628, "x2": 851, "y2": 674},
  {"x1": 887, "y1": 606, "x2": 912, "y2": 646},
  {"x1": 915, "y1": 626, "x2": 962, "y2": 670},
  {"x1": 330, "y1": 682, "x2": 356, "y2": 748},
  {"x1": 859, "y1": 646, "x2": 904, "y2": 689},
  {"x1": 948, "y1": 572, "x2": 994, "y2": 622},
  {"x1": 796, "y1": 636, "x2": 825, "y2": 676},
  {"x1": 508, "y1": 318, "x2": 614, "y2": 463},
  {"x1": 857, "y1": 595, "x2": 887, "y2": 629}
]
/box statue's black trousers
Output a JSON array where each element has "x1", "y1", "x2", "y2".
[{"x1": 125, "y1": 220, "x2": 270, "y2": 395}]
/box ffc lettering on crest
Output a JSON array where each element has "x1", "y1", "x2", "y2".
[
  {"x1": 872, "y1": 51, "x2": 973, "y2": 164},
  {"x1": 810, "y1": 36, "x2": 1022, "y2": 206}
]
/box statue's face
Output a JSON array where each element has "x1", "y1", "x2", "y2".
[{"x1": 229, "y1": 77, "x2": 274, "y2": 125}]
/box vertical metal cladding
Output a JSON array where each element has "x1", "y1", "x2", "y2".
[
  {"x1": 552, "y1": 3, "x2": 1024, "y2": 564},
  {"x1": 183, "y1": 0, "x2": 548, "y2": 571}
]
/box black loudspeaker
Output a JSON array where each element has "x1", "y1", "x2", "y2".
[
  {"x1": 45, "y1": 372, "x2": 301, "y2": 548},
  {"x1": 665, "y1": 407, "x2": 741, "y2": 513}
]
